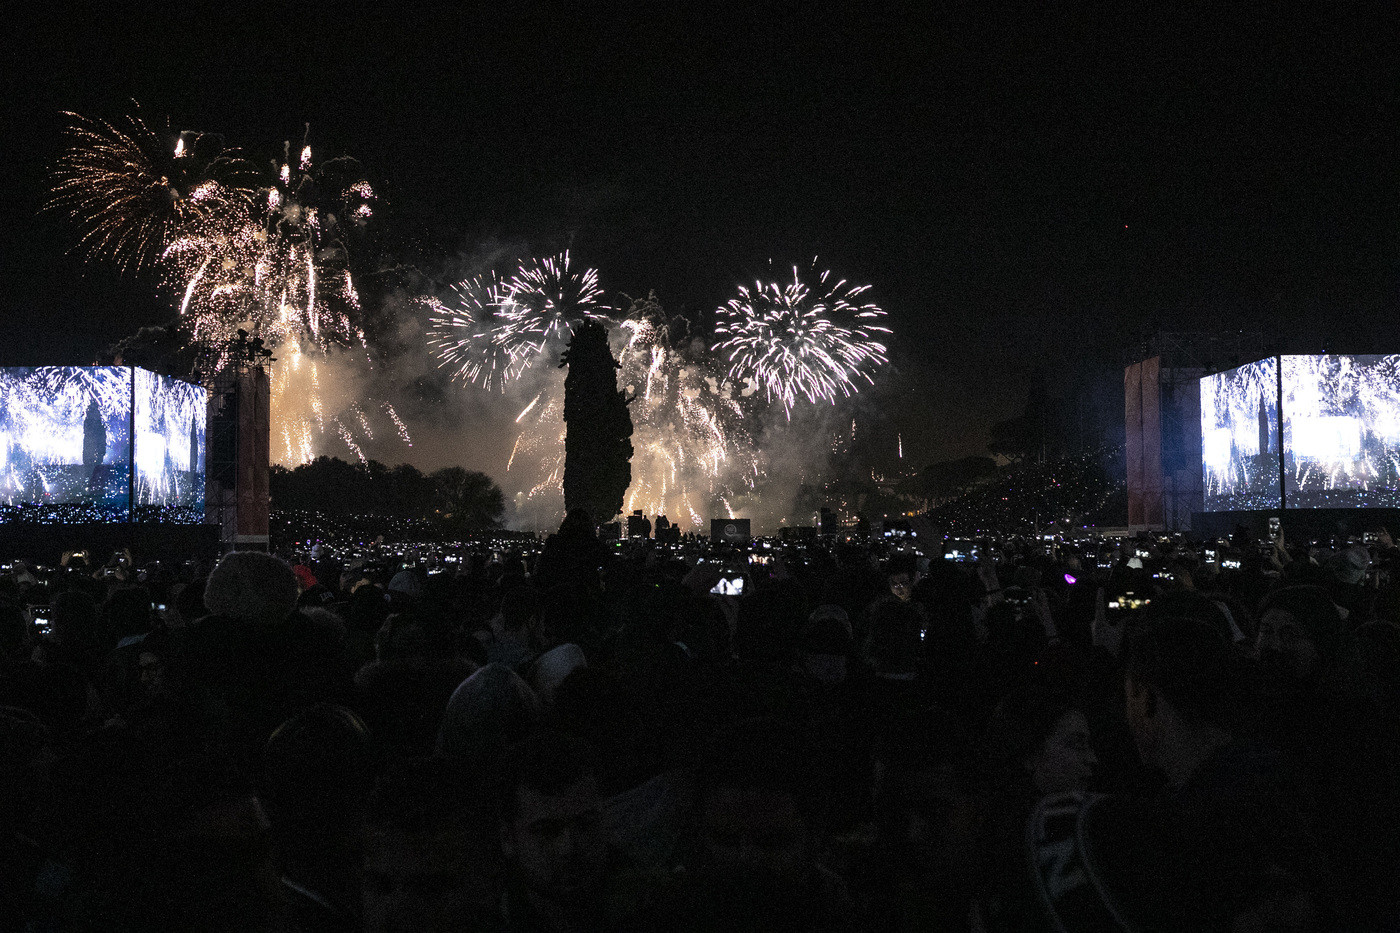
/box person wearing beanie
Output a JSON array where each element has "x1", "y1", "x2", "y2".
[
  {"x1": 436, "y1": 663, "x2": 541, "y2": 768},
  {"x1": 386, "y1": 569, "x2": 423, "y2": 605},
  {"x1": 178, "y1": 553, "x2": 348, "y2": 756},
  {"x1": 202, "y1": 552, "x2": 299, "y2": 627}
]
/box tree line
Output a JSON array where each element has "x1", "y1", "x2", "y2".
[{"x1": 269, "y1": 457, "x2": 506, "y2": 533}]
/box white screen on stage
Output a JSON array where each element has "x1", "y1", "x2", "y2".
[
  {"x1": 1200, "y1": 358, "x2": 1281, "y2": 512},
  {"x1": 0, "y1": 367, "x2": 133, "y2": 521},
  {"x1": 1282, "y1": 354, "x2": 1400, "y2": 508},
  {"x1": 133, "y1": 368, "x2": 207, "y2": 522}
]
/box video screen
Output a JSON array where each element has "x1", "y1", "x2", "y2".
[
  {"x1": 133, "y1": 369, "x2": 207, "y2": 522},
  {"x1": 0, "y1": 367, "x2": 133, "y2": 521},
  {"x1": 1282, "y1": 355, "x2": 1400, "y2": 508},
  {"x1": 1201, "y1": 358, "x2": 1281, "y2": 511}
]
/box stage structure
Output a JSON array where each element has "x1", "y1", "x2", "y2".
[
  {"x1": 205, "y1": 337, "x2": 272, "y2": 550},
  {"x1": 0, "y1": 366, "x2": 206, "y2": 523},
  {"x1": 1124, "y1": 356, "x2": 1204, "y2": 533}
]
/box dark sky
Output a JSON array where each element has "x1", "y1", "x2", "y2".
[{"x1": 3, "y1": 3, "x2": 1398, "y2": 467}]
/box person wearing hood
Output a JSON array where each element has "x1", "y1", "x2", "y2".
[{"x1": 1254, "y1": 585, "x2": 1348, "y2": 691}]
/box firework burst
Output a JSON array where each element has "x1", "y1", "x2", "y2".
[
  {"x1": 426, "y1": 273, "x2": 528, "y2": 392},
  {"x1": 51, "y1": 113, "x2": 407, "y2": 465},
  {"x1": 47, "y1": 110, "x2": 259, "y2": 273},
  {"x1": 498, "y1": 251, "x2": 605, "y2": 359},
  {"x1": 161, "y1": 133, "x2": 371, "y2": 367},
  {"x1": 428, "y1": 252, "x2": 604, "y2": 392},
  {"x1": 504, "y1": 294, "x2": 764, "y2": 530},
  {"x1": 158, "y1": 133, "x2": 395, "y2": 462},
  {"x1": 714, "y1": 260, "x2": 891, "y2": 417}
]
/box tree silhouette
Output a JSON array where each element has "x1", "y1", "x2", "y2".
[
  {"x1": 561, "y1": 320, "x2": 633, "y2": 524},
  {"x1": 914, "y1": 455, "x2": 998, "y2": 501},
  {"x1": 268, "y1": 456, "x2": 504, "y2": 532},
  {"x1": 432, "y1": 466, "x2": 506, "y2": 533},
  {"x1": 82, "y1": 399, "x2": 107, "y2": 468}
]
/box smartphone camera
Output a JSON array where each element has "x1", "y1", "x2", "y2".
[
  {"x1": 29, "y1": 605, "x2": 53, "y2": 635},
  {"x1": 1107, "y1": 592, "x2": 1149, "y2": 611},
  {"x1": 709, "y1": 576, "x2": 744, "y2": 596}
]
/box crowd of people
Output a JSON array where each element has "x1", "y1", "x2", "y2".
[{"x1": 1, "y1": 514, "x2": 1398, "y2": 931}]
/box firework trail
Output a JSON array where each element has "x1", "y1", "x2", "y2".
[
  {"x1": 714, "y1": 259, "x2": 890, "y2": 417},
  {"x1": 614, "y1": 295, "x2": 761, "y2": 528},
  {"x1": 506, "y1": 381, "x2": 568, "y2": 528},
  {"x1": 383, "y1": 402, "x2": 412, "y2": 446}
]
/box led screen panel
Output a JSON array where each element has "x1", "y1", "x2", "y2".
[
  {"x1": 0, "y1": 367, "x2": 133, "y2": 522},
  {"x1": 1282, "y1": 354, "x2": 1400, "y2": 508},
  {"x1": 1201, "y1": 358, "x2": 1280, "y2": 511},
  {"x1": 133, "y1": 369, "x2": 207, "y2": 522}
]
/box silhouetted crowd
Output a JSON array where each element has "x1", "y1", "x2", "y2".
[{"x1": 1, "y1": 515, "x2": 1398, "y2": 931}]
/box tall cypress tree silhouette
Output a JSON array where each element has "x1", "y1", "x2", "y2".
[
  {"x1": 561, "y1": 321, "x2": 633, "y2": 524},
  {"x1": 82, "y1": 398, "x2": 107, "y2": 468}
]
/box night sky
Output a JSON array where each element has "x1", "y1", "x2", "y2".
[{"x1": 3, "y1": 4, "x2": 1398, "y2": 472}]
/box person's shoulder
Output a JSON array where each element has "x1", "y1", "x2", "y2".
[
  {"x1": 176, "y1": 612, "x2": 238, "y2": 643},
  {"x1": 1197, "y1": 739, "x2": 1292, "y2": 785},
  {"x1": 1173, "y1": 738, "x2": 1311, "y2": 820},
  {"x1": 175, "y1": 612, "x2": 257, "y2": 658}
]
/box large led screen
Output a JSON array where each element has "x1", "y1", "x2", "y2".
[
  {"x1": 1, "y1": 366, "x2": 207, "y2": 523},
  {"x1": 1201, "y1": 357, "x2": 1281, "y2": 511},
  {"x1": 133, "y1": 369, "x2": 207, "y2": 522},
  {"x1": 0, "y1": 367, "x2": 133, "y2": 521},
  {"x1": 1282, "y1": 355, "x2": 1400, "y2": 508}
]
